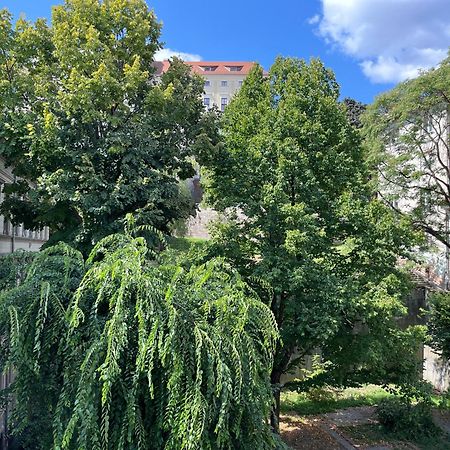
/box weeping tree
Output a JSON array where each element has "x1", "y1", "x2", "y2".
[
  {"x1": 0, "y1": 220, "x2": 279, "y2": 450},
  {"x1": 0, "y1": 244, "x2": 85, "y2": 449}
]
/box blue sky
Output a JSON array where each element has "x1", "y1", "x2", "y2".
[{"x1": 3, "y1": 0, "x2": 449, "y2": 104}]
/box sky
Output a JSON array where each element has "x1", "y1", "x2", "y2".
[{"x1": 2, "y1": 0, "x2": 449, "y2": 104}]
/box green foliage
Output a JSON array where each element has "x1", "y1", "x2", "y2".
[
  {"x1": 340, "y1": 423, "x2": 450, "y2": 450},
  {"x1": 0, "y1": 223, "x2": 279, "y2": 449},
  {"x1": 363, "y1": 52, "x2": 450, "y2": 247},
  {"x1": 0, "y1": 250, "x2": 35, "y2": 290},
  {"x1": 0, "y1": 0, "x2": 212, "y2": 253},
  {"x1": 342, "y1": 97, "x2": 366, "y2": 129},
  {"x1": 428, "y1": 291, "x2": 450, "y2": 360},
  {"x1": 304, "y1": 386, "x2": 338, "y2": 403},
  {"x1": 318, "y1": 323, "x2": 427, "y2": 389},
  {"x1": 377, "y1": 397, "x2": 439, "y2": 439},
  {"x1": 0, "y1": 243, "x2": 85, "y2": 449},
  {"x1": 198, "y1": 56, "x2": 423, "y2": 400},
  {"x1": 166, "y1": 236, "x2": 207, "y2": 253}
]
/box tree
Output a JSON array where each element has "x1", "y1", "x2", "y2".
[
  {"x1": 342, "y1": 97, "x2": 366, "y2": 129},
  {"x1": 0, "y1": 0, "x2": 209, "y2": 254},
  {"x1": 198, "y1": 57, "x2": 424, "y2": 429},
  {"x1": 363, "y1": 53, "x2": 450, "y2": 249},
  {"x1": 428, "y1": 292, "x2": 450, "y2": 360},
  {"x1": 0, "y1": 220, "x2": 280, "y2": 449}
]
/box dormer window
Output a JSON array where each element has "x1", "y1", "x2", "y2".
[
  {"x1": 226, "y1": 66, "x2": 243, "y2": 72},
  {"x1": 201, "y1": 66, "x2": 218, "y2": 72}
]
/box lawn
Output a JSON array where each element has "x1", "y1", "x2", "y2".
[
  {"x1": 166, "y1": 236, "x2": 207, "y2": 252},
  {"x1": 281, "y1": 385, "x2": 392, "y2": 415}
]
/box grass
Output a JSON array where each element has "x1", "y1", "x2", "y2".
[
  {"x1": 340, "y1": 423, "x2": 450, "y2": 450},
  {"x1": 280, "y1": 385, "x2": 393, "y2": 415},
  {"x1": 166, "y1": 236, "x2": 207, "y2": 252}
]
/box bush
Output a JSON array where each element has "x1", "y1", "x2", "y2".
[
  {"x1": 428, "y1": 292, "x2": 450, "y2": 360},
  {"x1": 377, "y1": 397, "x2": 439, "y2": 439},
  {"x1": 306, "y1": 386, "x2": 339, "y2": 403}
]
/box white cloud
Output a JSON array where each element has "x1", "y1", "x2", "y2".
[
  {"x1": 154, "y1": 48, "x2": 202, "y2": 62},
  {"x1": 307, "y1": 14, "x2": 320, "y2": 25},
  {"x1": 314, "y1": 0, "x2": 450, "y2": 83}
]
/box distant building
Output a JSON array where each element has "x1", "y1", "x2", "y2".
[
  {"x1": 154, "y1": 60, "x2": 257, "y2": 111},
  {"x1": 153, "y1": 60, "x2": 259, "y2": 239},
  {"x1": 0, "y1": 157, "x2": 49, "y2": 255}
]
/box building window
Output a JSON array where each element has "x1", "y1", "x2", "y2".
[
  {"x1": 203, "y1": 97, "x2": 210, "y2": 109},
  {"x1": 204, "y1": 80, "x2": 210, "y2": 87},
  {"x1": 221, "y1": 97, "x2": 228, "y2": 111},
  {"x1": 238, "y1": 80, "x2": 243, "y2": 87},
  {"x1": 201, "y1": 66, "x2": 218, "y2": 72},
  {"x1": 226, "y1": 66, "x2": 243, "y2": 72},
  {"x1": 221, "y1": 80, "x2": 228, "y2": 87}
]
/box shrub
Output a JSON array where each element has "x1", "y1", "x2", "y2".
[
  {"x1": 376, "y1": 397, "x2": 439, "y2": 439},
  {"x1": 428, "y1": 292, "x2": 450, "y2": 360},
  {"x1": 306, "y1": 386, "x2": 339, "y2": 403}
]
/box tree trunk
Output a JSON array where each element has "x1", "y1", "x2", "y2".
[
  {"x1": 270, "y1": 369, "x2": 282, "y2": 433},
  {"x1": 269, "y1": 292, "x2": 289, "y2": 434}
]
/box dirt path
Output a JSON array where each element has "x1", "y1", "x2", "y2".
[
  {"x1": 281, "y1": 406, "x2": 450, "y2": 450},
  {"x1": 280, "y1": 414, "x2": 346, "y2": 449},
  {"x1": 322, "y1": 406, "x2": 377, "y2": 427}
]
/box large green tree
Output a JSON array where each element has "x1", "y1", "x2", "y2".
[
  {"x1": 198, "y1": 57, "x2": 424, "y2": 429},
  {"x1": 0, "y1": 0, "x2": 209, "y2": 253},
  {"x1": 363, "y1": 53, "x2": 450, "y2": 249}
]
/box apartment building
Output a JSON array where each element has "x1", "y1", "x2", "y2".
[
  {"x1": 0, "y1": 157, "x2": 49, "y2": 255},
  {"x1": 153, "y1": 60, "x2": 259, "y2": 238},
  {"x1": 154, "y1": 60, "x2": 256, "y2": 111}
]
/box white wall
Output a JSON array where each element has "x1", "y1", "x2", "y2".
[
  {"x1": 203, "y1": 73, "x2": 246, "y2": 110},
  {"x1": 0, "y1": 157, "x2": 48, "y2": 255}
]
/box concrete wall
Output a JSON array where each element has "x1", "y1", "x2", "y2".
[
  {"x1": 185, "y1": 207, "x2": 219, "y2": 239},
  {"x1": 423, "y1": 345, "x2": 450, "y2": 392}
]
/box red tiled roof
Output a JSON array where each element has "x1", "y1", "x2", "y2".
[
  {"x1": 153, "y1": 60, "x2": 171, "y2": 75},
  {"x1": 153, "y1": 60, "x2": 257, "y2": 76}
]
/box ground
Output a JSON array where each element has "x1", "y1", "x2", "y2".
[
  {"x1": 280, "y1": 414, "x2": 343, "y2": 450},
  {"x1": 280, "y1": 387, "x2": 450, "y2": 450}
]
